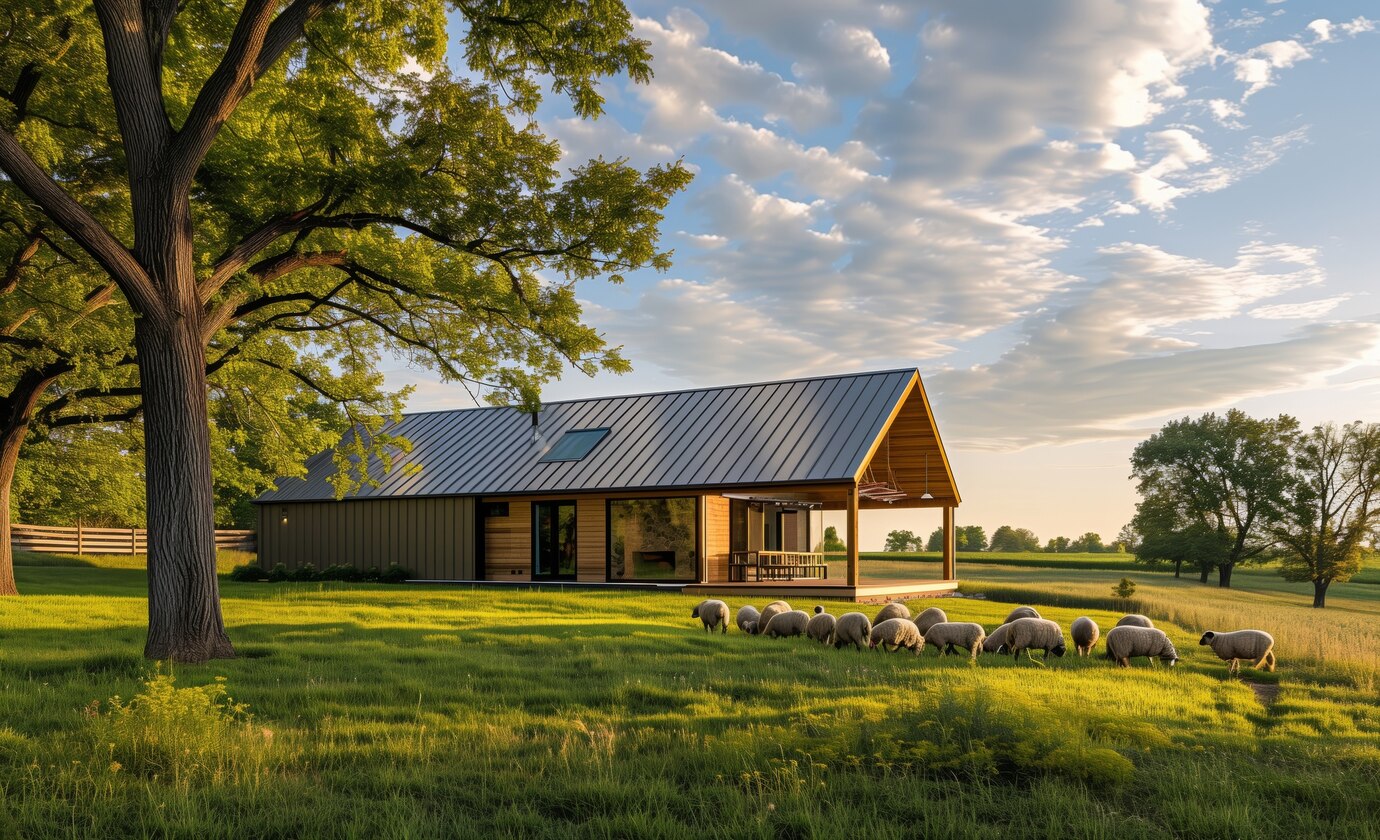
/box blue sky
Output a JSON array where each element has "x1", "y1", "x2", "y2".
[{"x1": 395, "y1": 0, "x2": 1380, "y2": 548}]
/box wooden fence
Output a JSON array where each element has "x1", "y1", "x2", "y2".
[{"x1": 11, "y1": 523, "x2": 256, "y2": 555}]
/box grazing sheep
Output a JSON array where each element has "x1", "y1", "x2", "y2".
[
  {"x1": 1199, "y1": 630, "x2": 1276, "y2": 674},
  {"x1": 913, "y1": 606, "x2": 949, "y2": 635},
  {"x1": 1005, "y1": 617, "x2": 1066, "y2": 662},
  {"x1": 982, "y1": 622, "x2": 1015, "y2": 654},
  {"x1": 833, "y1": 612, "x2": 872, "y2": 650},
  {"x1": 758, "y1": 600, "x2": 792, "y2": 635},
  {"x1": 1071, "y1": 617, "x2": 1101, "y2": 656},
  {"x1": 1003, "y1": 606, "x2": 1041, "y2": 624},
  {"x1": 1116, "y1": 614, "x2": 1155, "y2": 629},
  {"x1": 806, "y1": 610, "x2": 837, "y2": 644},
  {"x1": 874, "y1": 601, "x2": 912, "y2": 624},
  {"x1": 762, "y1": 609, "x2": 811, "y2": 639},
  {"x1": 1105, "y1": 626, "x2": 1179, "y2": 668},
  {"x1": 691, "y1": 599, "x2": 730, "y2": 634},
  {"x1": 921, "y1": 622, "x2": 987, "y2": 660},
  {"x1": 736, "y1": 605, "x2": 761, "y2": 635},
  {"x1": 869, "y1": 617, "x2": 924, "y2": 653}
]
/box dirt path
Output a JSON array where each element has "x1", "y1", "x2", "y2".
[{"x1": 1246, "y1": 681, "x2": 1280, "y2": 706}]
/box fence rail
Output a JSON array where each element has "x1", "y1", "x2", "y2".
[{"x1": 11, "y1": 524, "x2": 256, "y2": 555}]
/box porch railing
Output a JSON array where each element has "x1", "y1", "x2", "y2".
[{"x1": 727, "y1": 550, "x2": 828, "y2": 582}]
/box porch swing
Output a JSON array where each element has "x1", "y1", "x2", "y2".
[{"x1": 858, "y1": 433, "x2": 909, "y2": 502}]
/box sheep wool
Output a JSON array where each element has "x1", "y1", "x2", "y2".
[
  {"x1": 913, "y1": 606, "x2": 949, "y2": 635},
  {"x1": 982, "y1": 622, "x2": 1015, "y2": 653},
  {"x1": 869, "y1": 617, "x2": 924, "y2": 653},
  {"x1": 691, "y1": 600, "x2": 730, "y2": 634},
  {"x1": 874, "y1": 601, "x2": 912, "y2": 624},
  {"x1": 758, "y1": 601, "x2": 792, "y2": 636},
  {"x1": 806, "y1": 611, "x2": 837, "y2": 644},
  {"x1": 833, "y1": 612, "x2": 873, "y2": 650},
  {"x1": 1005, "y1": 617, "x2": 1066, "y2": 661},
  {"x1": 736, "y1": 605, "x2": 762, "y2": 635},
  {"x1": 921, "y1": 622, "x2": 986, "y2": 660},
  {"x1": 1105, "y1": 626, "x2": 1179, "y2": 668},
  {"x1": 1116, "y1": 614, "x2": 1154, "y2": 629},
  {"x1": 1003, "y1": 606, "x2": 1041, "y2": 624},
  {"x1": 1199, "y1": 630, "x2": 1276, "y2": 674},
  {"x1": 763, "y1": 609, "x2": 811, "y2": 639},
  {"x1": 1071, "y1": 617, "x2": 1101, "y2": 656}
]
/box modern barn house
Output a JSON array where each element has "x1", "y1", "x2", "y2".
[{"x1": 255, "y1": 369, "x2": 962, "y2": 601}]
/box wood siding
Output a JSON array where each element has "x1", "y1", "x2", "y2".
[
  {"x1": 257, "y1": 497, "x2": 476, "y2": 579},
  {"x1": 480, "y1": 495, "x2": 608, "y2": 581},
  {"x1": 704, "y1": 494, "x2": 731, "y2": 583}
]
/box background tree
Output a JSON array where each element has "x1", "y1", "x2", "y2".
[
  {"x1": 0, "y1": 1, "x2": 689, "y2": 659},
  {"x1": 819, "y1": 525, "x2": 846, "y2": 554},
  {"x1": 1069, "y1": 532, "x2": 1104, "y2": 553},
  {"x1": 1113, "y1": 523, "x2": 1139, "y2": 553},
  {"x1": 1131, "y1": 492, "x2": 1225, "y2": 580},
  {"x1": 882, "y1": 529, "x2": 916, "y2": 553},
  {"x1": 926, "y1": 528, "x2": 944, "y2": 552},
  {"x1": 990, "y1": 525, "x2": 1040, "y2": 553},
  {"x1": 1044, "y1": 536, "x2": 1071, "y2": 553},
  {"x1": 1273, "y1": 422, "x2": 1380, "y2": 608},
  {"x1": 959, "y1": 525, "x2": 987, "y2": 552},
  {"x1": 1130, "y1": 410, "x2": 1296, "y2": 587}
]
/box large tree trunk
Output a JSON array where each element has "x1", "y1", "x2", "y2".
[
  {"x1": 1173, "y1": 559, "x2": 1182, "y2": 579},
  {"x1": 1217, "y1": 563, "x2": 1234, "y2": 588},
  {"x1": 1199, "y1": 564, "x2": 1210, "y2": 584},
  {"x1": 135, "y1": 306, "x2": 234, "y2": 662},
  {"x1": 1312, "y1": 579, "x2": 1329, "y2": 609},
  {"x1": 0, "y1": 425, "x2": 22, "y2": 597}
]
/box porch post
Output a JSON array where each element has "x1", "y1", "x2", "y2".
[
  {"x1": 846, "y1": 483, "x2": 859, "y2": 587},
  {"x1": 941, "y1": 506, "x2": 955, "y2": 581}
]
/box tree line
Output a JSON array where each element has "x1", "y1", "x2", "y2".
[{"x1": 882, "y1": 525, "x2": 1131, "y2": 554}]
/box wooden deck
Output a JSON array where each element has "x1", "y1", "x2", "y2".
[{"x1": 682, "y1": 578, "x2": 958, "y2": 604}]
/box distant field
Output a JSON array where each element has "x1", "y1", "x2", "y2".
[{"x1": 1, "y1": 553, "x2": 1378, "y2": 838}]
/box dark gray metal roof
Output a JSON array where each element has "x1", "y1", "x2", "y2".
[{"x1": 256, "y1": 369, "x2": 918, "y2": 502}]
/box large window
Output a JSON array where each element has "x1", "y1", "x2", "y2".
[{"x1": 608, "y1": 497, "x2": 698, "y2": 581}]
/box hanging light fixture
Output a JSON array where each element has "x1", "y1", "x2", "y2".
[{"x1": 920, "y1": 453, "x2": 934, "y2": 500}]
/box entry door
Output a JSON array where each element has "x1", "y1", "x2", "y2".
[
  {"x1": 777, "y1": 510, "x2": 800, "y2": 551},
  {"x1": 533, "y1": 501, "x2": 577, "y2": 580}
]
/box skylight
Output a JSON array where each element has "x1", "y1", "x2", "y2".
[{"x1": 538, "y1": 428, "x2": 610, "y2": 463}]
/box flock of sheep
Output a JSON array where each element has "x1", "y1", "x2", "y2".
[{"x1": 690, "y1": 598, "x2": 1277, "y2": 674}]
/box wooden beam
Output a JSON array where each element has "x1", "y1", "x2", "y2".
[
  {"x1": 846, "y1": 482, "x2": 859, "y2": 587},
  {"x1": 942, "y1": 506, "x2": 955, "y2": 581}
]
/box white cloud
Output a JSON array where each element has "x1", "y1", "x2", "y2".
[
  {"x1": 1341, "y1": 17, "x2": 1376, "y2": 36},
  {"x1": 1307, "y1": 19, "x2": 1334, "y2": 42},
  {"x1": 1250, "y1": 296, "x2": 1350, "y2": 320},
  {"x1": 790, "y1": 21, "x2": 892, "y2": 94},
  {"x1": 1208, "y1": 97, "x2": 1246, "y2": 128},
  {"x1": 928, "y1": 243, "x2": 1379, "y2": 449}
]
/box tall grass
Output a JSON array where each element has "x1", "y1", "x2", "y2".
[{"x1": 2, "y1": 556, "x2": 1379, "y2": 837}]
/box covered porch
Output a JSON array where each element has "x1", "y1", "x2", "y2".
[{"x1": 689, "y1": 373, "x2": 962, "y2": 603}]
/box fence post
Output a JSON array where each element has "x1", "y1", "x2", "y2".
[
  {"x1": 77, "y1": 520, "x2": 84, "y2": 556},
  {"x1": 131, "y1": 528, "x2": 137, "y2": 555}
]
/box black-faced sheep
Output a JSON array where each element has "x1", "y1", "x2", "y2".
[
  {"x1": 1003, "y1": 606, "x2": 1041, "y2": 624},
  {"x1": 758, "y1": 600, "x2": 792, "y2": 635},
  {"x1": 1071, "y1": 616, "x2": 1100, "y2": 656},
  {"x1": 1199, "y1": 630, "x2": 1276, "y2": 674},
  {"x1": 691, "y1": 599, "x2": 730, "y2": 633},
  {"x1": 921, "y1": 621, "x2": 986, "y2": 660},
  {"x1": 874, "y1": 601, "x2": 912, "y2": 624},
  {"x1": 833, "y1": 612, "x2": 872, "y2": 651},
  {"x1": 913, "y1": 606, "x2": 949, "y2": 635},
  {"x1": 1116, "y1": 614, "x2": 1154, "y2": 629},
  {"x1": 869, "y1": 617, "x2": 924, "y2": 653},
  {"x1": 762, "y1": 609, "x2": 810, "y2": 638},
  {"x1": 1105, "y1": 626, "x2": 1179, "y2": 668},
  {"x1": 736, "y1": 604, "x2": 761, "y2": 635},
  {"x1": 806, "y1": 613, "x2": 836, "y2": 644},
  {"x1": 1005, "y1": 617, "x2": 1066, "y2": 662}
]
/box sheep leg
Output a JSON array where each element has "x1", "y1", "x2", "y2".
[{"x1": 1252, "y1": 651, "x2": 1273, "y2": 671}]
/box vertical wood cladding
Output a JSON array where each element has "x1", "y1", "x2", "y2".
[
  {"x1": 258, "y1": 497, "x2": 475, "y2": 579},
  {"x1": 703, "y1": 494, "x2": 731, "y2": 583}
]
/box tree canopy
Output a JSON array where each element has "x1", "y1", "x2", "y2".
[
  {"x1": 1130, "y1": 410, "x2": 1297, "y2": 587},
  {"x1": 0, "y1": 0, "x2": 690, "y2": 658},
  {"x1": 990, "y1": 525, "x2": 1040, "y2": 553}
]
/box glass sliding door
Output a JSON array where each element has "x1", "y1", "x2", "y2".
[{"x1": 532, "y1": 501, "x2": 577, "y2": 580}]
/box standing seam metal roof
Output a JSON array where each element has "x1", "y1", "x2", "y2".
[{"x1": 256, "y1": 369, "x2": 918, "y2": 503}]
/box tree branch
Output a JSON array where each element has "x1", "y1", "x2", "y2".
[
  {"x1": 199, "y1": 195, "x2": 332, "y2": 302},
  {"x1": 0, "y1": 127, "x2": 158, "y2": 313}
]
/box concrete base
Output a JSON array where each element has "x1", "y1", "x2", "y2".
[{"x1": 682, "y1": 578, "x2": 959, "y2": 604}]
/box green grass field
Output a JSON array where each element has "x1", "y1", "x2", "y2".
[{"x1": 2, "y1": 554, "x2": 1378, "y2": 838}]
